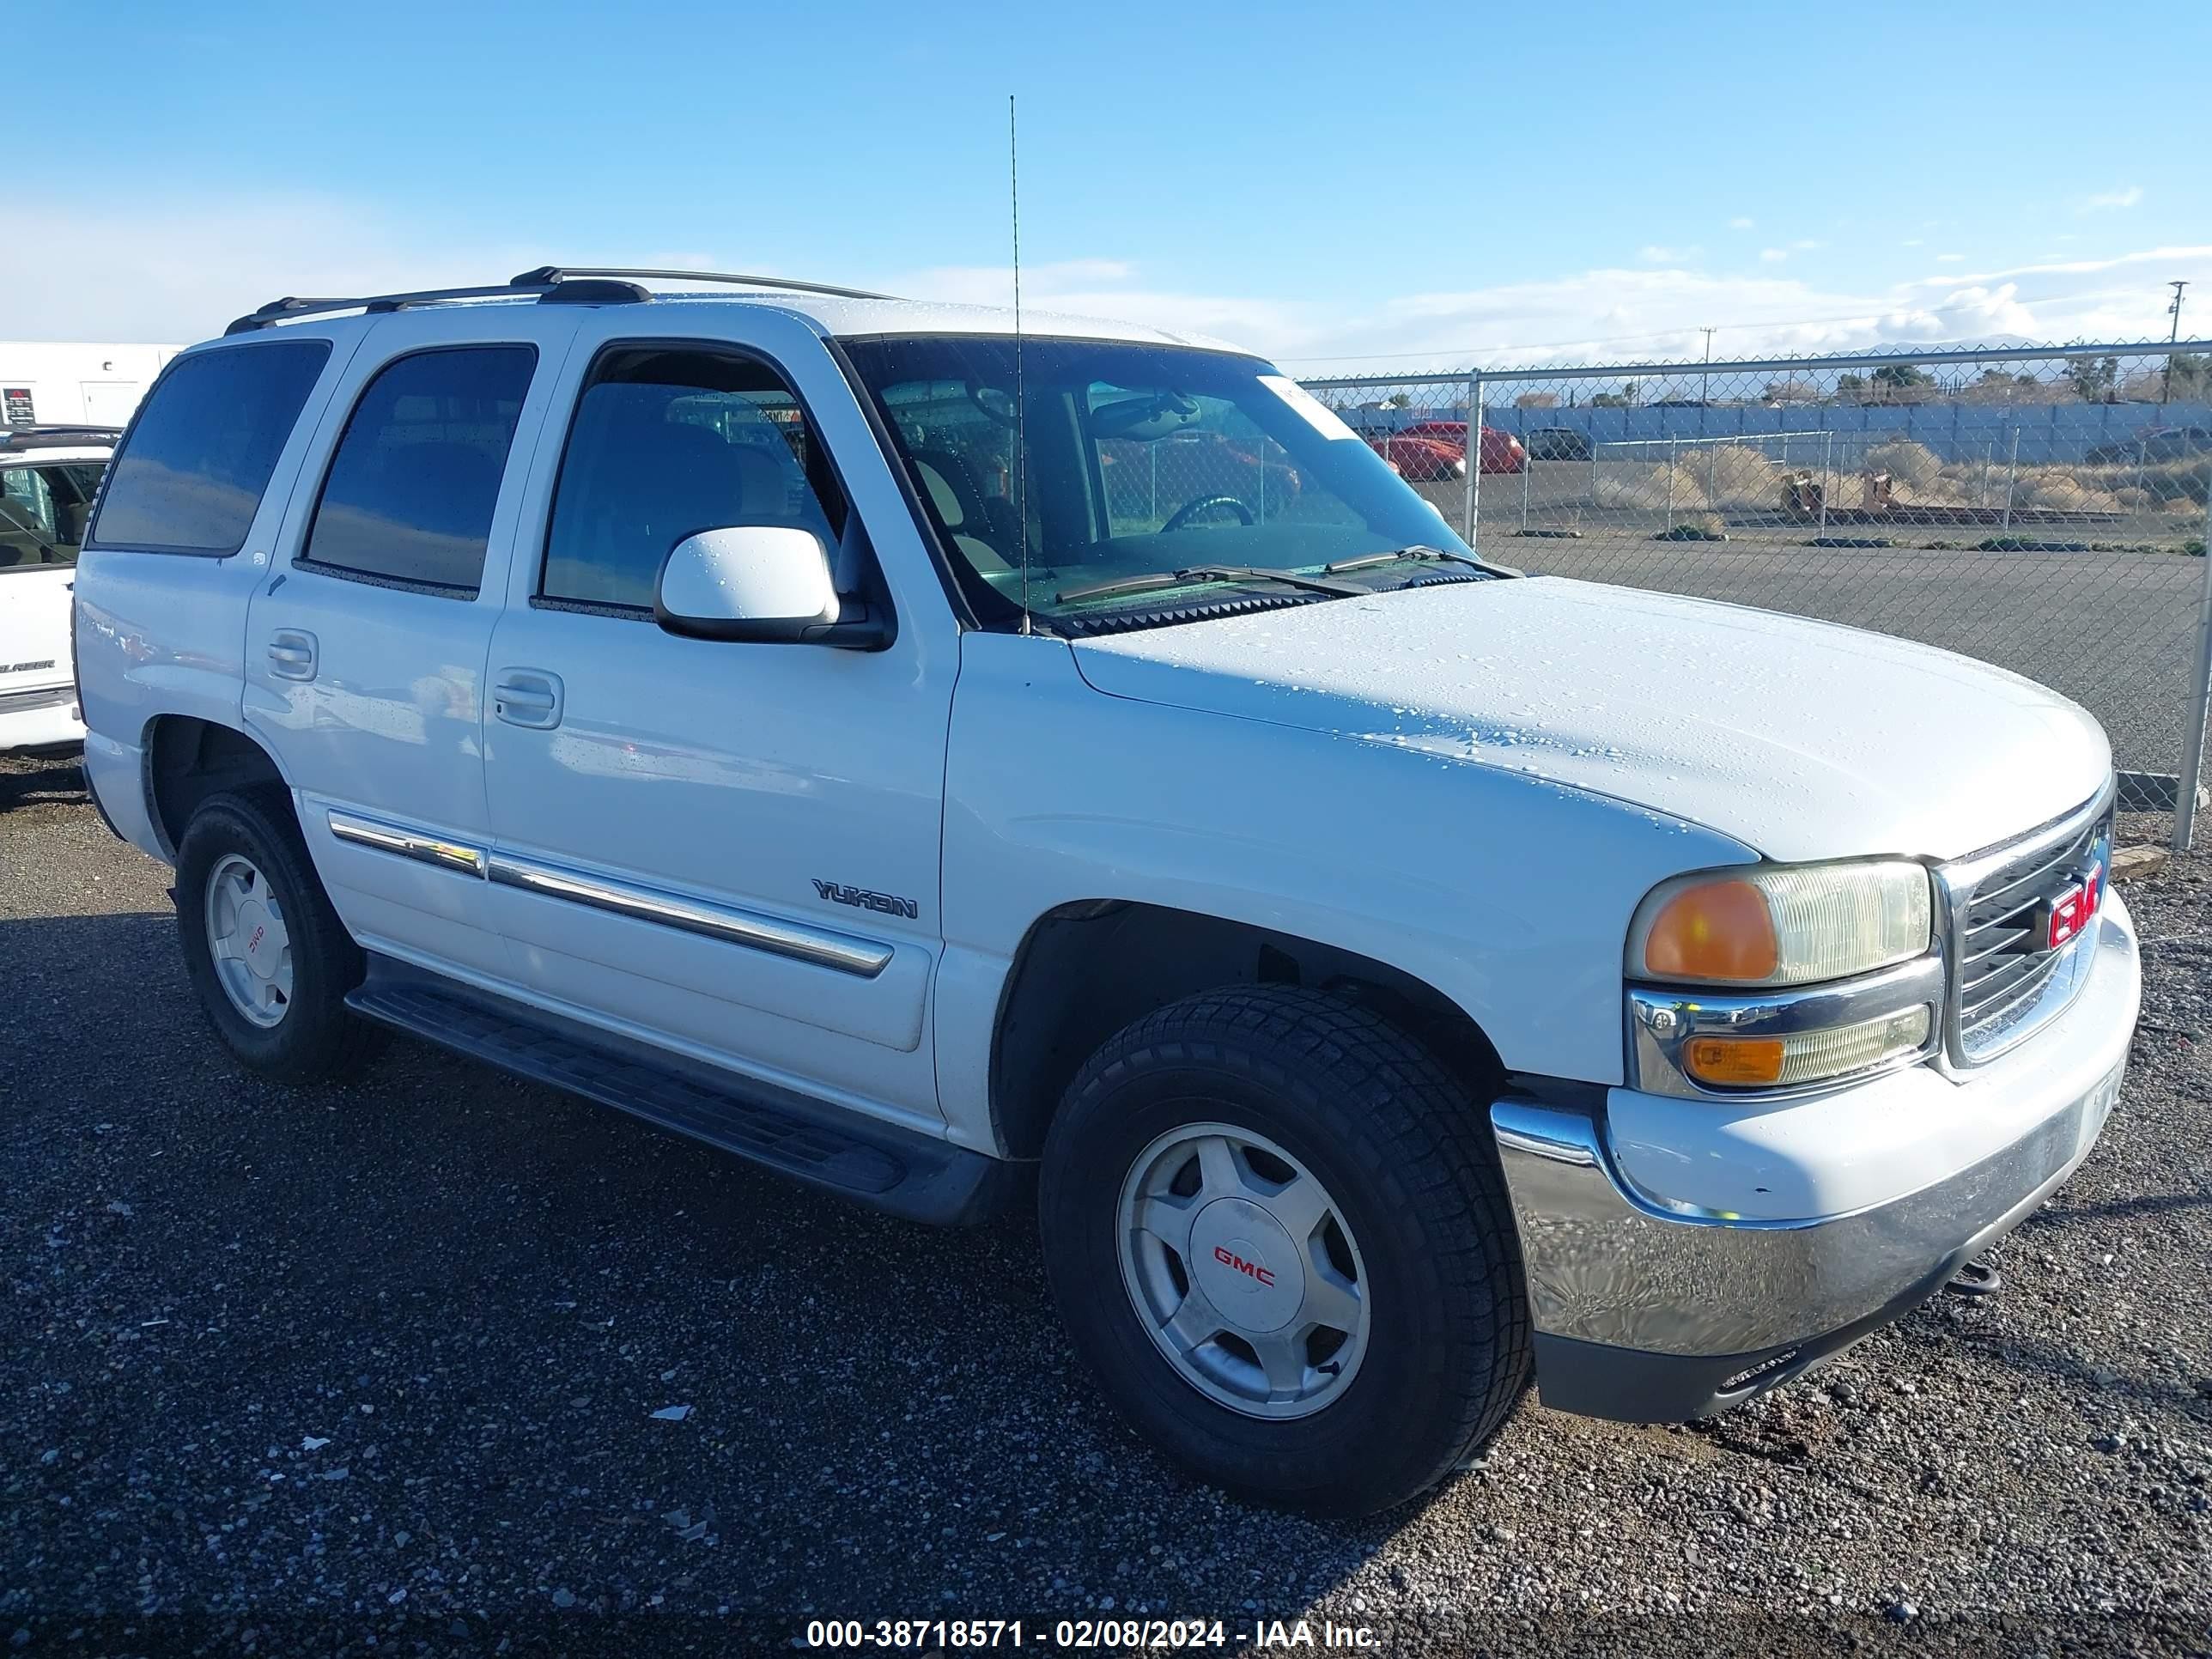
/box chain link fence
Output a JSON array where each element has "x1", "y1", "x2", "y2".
[{"x1": 1304, "y1": 343, "x2": 2212, "y2": 848}]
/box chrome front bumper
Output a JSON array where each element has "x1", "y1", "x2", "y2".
[{"x1": 1492, "y1": 896, "x2": 2141, "y2": 1422}]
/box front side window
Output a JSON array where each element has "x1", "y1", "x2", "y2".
[
  {"x1": 301, "y1": 346, "x2": 537, "y2": 593},
  {"x1": 542, "y1": 347, "x2": 848, "y2": 611},
  {"x1": 842, "y1": 336, "x2": 1478, "y2": 631},
  {"x1": 1, "y1": 463, "x2": 105, "y2": 570},
  {"x1": 88, "y1": 340, "x2": 331, "y2": 555}
]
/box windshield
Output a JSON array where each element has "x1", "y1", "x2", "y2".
[{"x1": 842, "y1": 337, "x2": 1480, "y2": 631}]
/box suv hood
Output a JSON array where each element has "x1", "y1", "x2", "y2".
[{"x1": 1070, "y1": 576, "x2": 2110, "y2": 863}]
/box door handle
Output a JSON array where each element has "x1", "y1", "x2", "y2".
[
  {"x1": 493, "y1": 668, "x2": 564, "y2": 730},
  {"x1": 268, "y1": 629, "x2": 318, "y2": 682}
]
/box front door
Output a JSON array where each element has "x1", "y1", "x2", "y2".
[
  {"x1": 480, "y1": 322, "x2": 957, "y2": 1127},
  {"x1": 244, "y1": 310, "x2": 579, "y2": 983}
]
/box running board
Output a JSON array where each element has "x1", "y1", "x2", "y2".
[{"x1": 346, "y1": 961, "x2": 1016, "y2": 1225}]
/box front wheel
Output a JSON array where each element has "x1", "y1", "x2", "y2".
[{"x1": 1038, "y1": 987, "x2": 1530, "y2": 1516}]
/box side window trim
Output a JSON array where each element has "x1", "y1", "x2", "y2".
[
  {"x1": 532, "y1": 336, "x2": 866, "y2": 617},
  {"x1": 292, "y1": 341, "x2": 539, "y2": 600}
]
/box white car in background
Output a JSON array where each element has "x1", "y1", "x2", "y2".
[{"x1": 2, "y1": 426, "x2": 115, "y2": 753}]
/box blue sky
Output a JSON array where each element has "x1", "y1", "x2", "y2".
[{"x1": 15, "y1": 0, "x2": 2209, "y2": 368}]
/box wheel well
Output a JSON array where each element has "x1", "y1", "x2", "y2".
[
  {"x1": 991, "y1": 901, "x2": 1505, "y2": 1159},
  {"x1": 146, "y1": 716, "x2": 289, "y2": 857}
]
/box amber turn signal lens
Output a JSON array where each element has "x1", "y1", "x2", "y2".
[
  {"x1": 1681, "y1": 1035, "x2": 1788, "y2": 1087},
  {"x1": 1641, "y1": 880, "x2": 1781, "y2": 983}
]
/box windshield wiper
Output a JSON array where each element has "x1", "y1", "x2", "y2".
[
  {"x1": 1055, "y1": 563, "x2": 1365, "y2": 605},
  {"x1": 1322, "y1": 544, "x2": 1487, "y2": 575}
]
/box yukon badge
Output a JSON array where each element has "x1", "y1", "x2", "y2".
[{"x1": 812, "y1": 879, "x2": 920, "y2": 921}]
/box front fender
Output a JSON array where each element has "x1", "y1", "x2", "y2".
[{"x1": 934, "y1": 632, "x2": 1753, "y2": 1146}]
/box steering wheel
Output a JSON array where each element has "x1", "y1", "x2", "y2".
[{"x1": 1159, "y1": 495, "x2": 1254, "y2": 533}]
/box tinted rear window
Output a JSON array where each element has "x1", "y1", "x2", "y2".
[
  {"x1": 88, "y1": 341, "x2": 331, "y2": 554},
  {"x1": 301, "y1": 346, "x2": 536, "y2": 593}
]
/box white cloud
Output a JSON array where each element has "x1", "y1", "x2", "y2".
[
  {"x1": 6, "y1": 191, "x2": 2204, "y2": 378},
  {"x1": 1728, "y1": 216, "x2": 1754, "y2": 230},
  {"x1": 1636, "y1": 245, "x2": 1701, "y2": 265},
  {"x1": 1900, "y1": 239, "x2": 1923, "y2": 247},
  {"x1": 1936, "y1": 252, "x2": 1965, "y2": 262},
  {"x1": 1790, "y1": 239, "x2": 1822, "y2": 252},
  {"x1": 2081, "y1": 185, "x2": 2143, "y2": 211}
]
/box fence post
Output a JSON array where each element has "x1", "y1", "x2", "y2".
[
  {"x1": 1665, "y1": 434, "x2": 1677, "y2": 532},
  {"x1": 2001, "y1": 427, "x2": 2021, "y2": 534},
  {"x1": 1520, "y1": 430, "x2": 1532, "y2": 532},
  {"x1": 1817, "y1": 431, "x2": 1832, "y2": 540},
  {"x1": 2177, "y1": 467, "x2": 2212, "y2": 853},
  {"x1": 1464, "y1": 370, "x2": 1485, "y2": 550}
]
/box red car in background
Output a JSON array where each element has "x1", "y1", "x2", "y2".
[
  {"x1": 1401, "y1": 421, "x2": 1527, "y2": 475},
  {"x1": 1365, "y1": 432, "x2": 1468, "y2": 482}
]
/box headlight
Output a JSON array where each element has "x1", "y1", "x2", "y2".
[{"x1": 1626, "y1": 860, "x2": 1932, "y2": 988}]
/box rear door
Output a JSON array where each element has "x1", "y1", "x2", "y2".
[{"x1": 243, "y1": 308, "x2": 580, "y2": 983}]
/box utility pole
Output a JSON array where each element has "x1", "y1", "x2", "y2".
[
  {"x1": 1700, "y1": 326, "x2": 1716, "y2": 404},
  {"x1": 2165, "y1": 280, "x2": 2189, "y2": 405}
]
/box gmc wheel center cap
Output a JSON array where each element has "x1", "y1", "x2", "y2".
[
  {"x1": 1189, "y1": 1196, "x2": 1306, "y2": 1333},
  {"x1": 235, "y1": 899, "x2": 277, "y2": 978}
]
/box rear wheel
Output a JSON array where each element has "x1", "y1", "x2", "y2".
[
  {"x1": 175, "y1": 789, "x2": 382, "y2": 1081},
  {"x1": 1039, "y1": 986, "x2": 1529, "y2": 1516}
]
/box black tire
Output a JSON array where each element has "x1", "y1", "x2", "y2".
[
  {"x1": 1038, "y1": 986, "x2": 1530, "y2": 1516},
  {"x1": 174, "y1": 787, "x2": 383, "y2": 1082}
]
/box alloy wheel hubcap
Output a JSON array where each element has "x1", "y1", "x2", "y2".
[
  {"x1": 204, "y1": 854, "x2": 294, "y2": 1029},
  {"x1": 1116, "y1": 1121, "x2": 1370, "y2": 1419}
]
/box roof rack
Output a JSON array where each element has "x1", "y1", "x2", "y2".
[
  {"x1": 509, "y1": 266, "x2": 896, "y2": 302},
  {"x1": 223, "y1": 265, "x2": 896, "y2": 337}
]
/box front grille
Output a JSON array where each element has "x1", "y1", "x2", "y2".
[{"x1": 1942, "y1": 793, "x2": 2112, "y2": 1062}]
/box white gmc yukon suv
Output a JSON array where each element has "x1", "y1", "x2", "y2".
[{"x1": 72, "y1": 270, "x2": 2141, "y2": 1516}]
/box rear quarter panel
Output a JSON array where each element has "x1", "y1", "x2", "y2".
[{"x1": 73, "y1": 328, "x2": 367, "y2": 859}]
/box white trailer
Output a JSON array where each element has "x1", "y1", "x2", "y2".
[{"x1": 0, "y1": 342, "x2": 181, "y2": 429}]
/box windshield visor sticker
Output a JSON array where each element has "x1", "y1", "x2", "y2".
[{"x1": 1258, "y1": 374, "x2": 1362, "y2": 443}]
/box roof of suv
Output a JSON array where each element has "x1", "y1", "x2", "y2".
[{"x1": 216, "y1": 267, "x2": 1237, "y2": 355}]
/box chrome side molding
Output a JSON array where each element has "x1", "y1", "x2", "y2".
[
  {"x1": 327, "y1": 810, "x2": 487, "y2": 877},
  {"x1": 485, "y1": 853, "x2": 893, "y2": 979},
  {"x1": 324, "y1": 809, "x2": 893, "y2": 980}
]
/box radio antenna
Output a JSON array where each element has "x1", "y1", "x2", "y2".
[{"x1": 1010, "y1": 94, "x2": 1031, "y2": 635}]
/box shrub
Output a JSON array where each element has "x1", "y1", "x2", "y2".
[
  {"x1": 1595, "y1": 464, "x2": 1707, "y2": 514},
  {"x1": 1864, "y1": 439, "x2": 1945, "y2": 490},
  {"x1": 2010, "y1": 468, "x2": 2124, "y2": 515},
  {"x1": 1696, "y1": 445, "x2": 1784, "y2": 509}
]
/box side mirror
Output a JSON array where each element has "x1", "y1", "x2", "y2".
[{"x1": 653, "y1": 526, "x2": 888, "y2": 648}]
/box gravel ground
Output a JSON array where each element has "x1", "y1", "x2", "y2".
[{"x1": 3, "y1": 750, "x2": 2209, "y2": 1656}]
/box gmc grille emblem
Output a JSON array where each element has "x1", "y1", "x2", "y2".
[
  {"x1": 812, "y1": 879, "x2": 919, "y2": 921},
  {"x1": 2042, "y1": 861, "x2": 2104, "y2": 951}
]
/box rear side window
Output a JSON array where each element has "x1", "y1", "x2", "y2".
[
  {"x1": 88, "y1": 340, "x2": 331, "y2": 554},
  {"x1": 301, "y1": 346, "x2": 537, "y2": 594}
]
